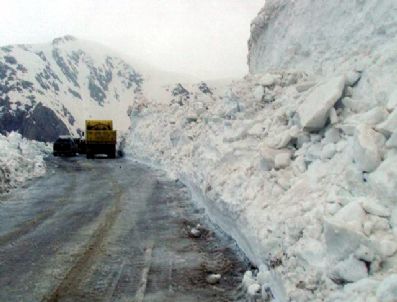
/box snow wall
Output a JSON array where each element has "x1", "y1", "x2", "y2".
[
  {"x1": 126, "y1": 1, "x2": 397, "y2": 301},
  {"x1": 0, "y1": 133, "x2": 51, "y2": 193}
]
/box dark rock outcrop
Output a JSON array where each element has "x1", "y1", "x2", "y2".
[{"x1": 21, "y1": 103, "x2": 70, "y2": 142}]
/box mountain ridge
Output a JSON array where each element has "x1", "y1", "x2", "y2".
[{"x1": 0, "y1": 35, "x2": 199, "y2": 141}]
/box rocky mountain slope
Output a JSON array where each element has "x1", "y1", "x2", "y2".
[
  {"x1": 0, "y1": 35, "x2": 182, "y2": 141},
  {"x1": 125, "y1": 1, "x2": 397, "y2": 301}
]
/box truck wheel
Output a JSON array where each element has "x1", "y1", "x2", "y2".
[
  {"x1": 109, "y1": 145, "x2": 116, "y2": 159},
  {"x1": 86, "y1": 151, "x2": 94, "y2": 159}
]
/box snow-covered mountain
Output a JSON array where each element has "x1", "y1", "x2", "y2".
[{"x1": 0, "y1": 35, "x2": 194, "y2": 141}]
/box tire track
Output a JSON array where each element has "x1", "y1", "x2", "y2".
[
  {"x1": 134, "y1": 241, "x2": 154, "y2": 302},
  {"x1": 0, "y1": 172, "x2": 76, "y2": 247},
  {"x1": 43, "y1": 180, "x2": 123, "y2": 302},
  {"x1": 0, "y1": 209, "x2": 55, "y2": 247}
]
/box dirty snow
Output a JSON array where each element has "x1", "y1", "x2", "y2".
[{"x1": 0, "y1": 132, "x2": 51, "y2": 193}]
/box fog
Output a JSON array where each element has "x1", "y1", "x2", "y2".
[{"x1": 1, "y1": 0, "x2": 264, "y2": 79}]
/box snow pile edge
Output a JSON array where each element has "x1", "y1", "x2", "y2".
[{"x1": 0, "y1": 132, "x2": 51, "y2": 193}]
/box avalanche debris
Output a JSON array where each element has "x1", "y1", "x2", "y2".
[{"x1": 124, "y1": 0, "x2": 397, "y2": 301}]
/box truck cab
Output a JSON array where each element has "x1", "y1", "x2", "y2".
[{"x1": 85, "y1": 120, "x2": 117, "y2": 159}]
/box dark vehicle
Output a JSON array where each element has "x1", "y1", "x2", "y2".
[
  {"x1": 53, "y1": 136, "x2": 78, "y2": 156},
  {"x1": 73, "y1": 137, "x2": 86, "y2": 154}
]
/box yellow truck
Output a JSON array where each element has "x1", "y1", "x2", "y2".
[{"x1": 85, "y1": 120, "x2": 117, "y2": 159}]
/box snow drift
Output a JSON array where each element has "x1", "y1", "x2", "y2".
[
  {"x1": 125, "y1": 0, "x2": 397, "y2": 301},
  {"x1": 0, "y1": 132, "x2": 51, "y2": 193}
]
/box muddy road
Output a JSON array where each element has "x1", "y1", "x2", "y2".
[{"x1": 0, "y1": 158, "x2": 249, "y2": 302}]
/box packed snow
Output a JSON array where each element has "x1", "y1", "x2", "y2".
[
  {"x1": 124, "y1": 0, "x2": 397, "y2": 300},
  {"x1": 0, "y1": 132, "x2": 51, "y2": 193}
]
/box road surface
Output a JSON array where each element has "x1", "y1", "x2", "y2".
[{"x1": 0, "y1": 157, "x2": 249, "y2": 302}]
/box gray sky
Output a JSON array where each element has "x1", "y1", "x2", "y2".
[{"x1": 1, "y1": 0, "x2": 264, "y2": 79}]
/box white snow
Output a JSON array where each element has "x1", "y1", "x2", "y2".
[
  {"x1": 377, "y1": 275, "x2": 397, "y2": 302},
  {"x1": 0, "y1": 132, "x2": 51, "y2": 193},
  {"x1": 297, "y1": 76, "x2": 346, "y2": 131},
  {"x1": 330, "y1": 255, "x2": 368, "y2": 283},
  {"x1": 353, "y1": 124, "x2": 385, "y2": 172},
  {"x1": 124, "y1": 67, "x2": 397, "y2": 301},
  {"x1": 376, "y1": 110, "x2": 397, "y2": 137},
  {"x1": 206, "y1": 273, "x2": 221, "y2": 285},
  {"x1": 121, "y1": 0, "x2": 397, "y2": 301}
]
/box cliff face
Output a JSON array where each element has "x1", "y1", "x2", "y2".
[
  {"x1": 239, "y1": 1, "x2": 397, "y2": 300},
  {"x1": 248, "y1": 0, "x2": 397, "y2": 77}
]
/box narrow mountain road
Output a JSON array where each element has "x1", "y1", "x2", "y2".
[{"x1": 0, "y1": 157, "x2": 249, "y2": 302}]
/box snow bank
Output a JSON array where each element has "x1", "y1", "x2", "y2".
[
  {"x1": 125, "y1": 68, "x2": 397, "y2": 300},
  {"x1": 0, "y1": 132, "x2": 51, "y2": 193},
  {"x1": 125, "y1": 0, "x2": 397, "y2": 300}
]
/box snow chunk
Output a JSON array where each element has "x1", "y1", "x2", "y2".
[
  {"x1": 323, "y1": 128, "x2": 341, "y2": 144},
  {"x1": 377, "y1": 275, "x2": 397, "y2": 302},
  {"x1": 189, "y1": 227, "x2": 201, "y2": 238},
  {"x1": 253, "y1": 85, "x2": 265, "y2": 102},
  {"x1": 267, "y1": 130, "x2": 292, "y2": 149},
  {"x1": 333, "y1": 201, "x2": 366, "y2": 234},
  {"x1": 242, "y1": 271, "x2": 256, "y2": 288},
  {"x1": 346, "y1": 71, "x2": 361, "y2": 87},
  {"x1": 331, "y1": 255, "x2": 368, "y2": 283},
  {"x1": 376, "y1": 110, "x2": 397, "y2": 137},
  {"x1": 353, "y1": 124, "x2": 385, "y2": 172},
  {"x1": 329, "y1": 107, "x2": 338, "y2": 125},
  {"x1": 274, "y1": 152, "x2": 291, "y2": 169},
  {"x1": 345, "y1": 107, "x2": 389, "y2": 127},
  {"x1": 206, "y1": 274, "x2": 221, "y2": 285},
  {"x1": 386, "y1": 90, "x2": 397, "y2": 111},
  {"x1": 379, "y1": 240, "x2": 397, "y2": 258},
  {"x1": 297, "y1": 76, "x2": 346, "y2": 131},
  {"x1": 359, "y1": 198, "x2": 390, "y2": 218},
  {"x1": 324, "y1": 218, "x2": 372, "y2": 262},
  {"x1": 259, "y1": 73, "x2": 278, "y2": 86},
  {"x1": 321, "y1": 143, "x2": 336, "y2": 160},
  {"x1": 295, "y1": 81, "x2": 316, "y2": 93},
  {"x1": 247, "y1": 283, "x2": 261, "y2": 296},
  {"x1": 386, "y1": 132, "x2": 397, "y2": 148},
  {"x1": 369, "y1": 153, "x2": 397, "y2": 201}
]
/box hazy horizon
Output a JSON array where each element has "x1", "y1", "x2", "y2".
[{"x1": 2, "y1": 0, "x2": 265, "y2": 80}]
